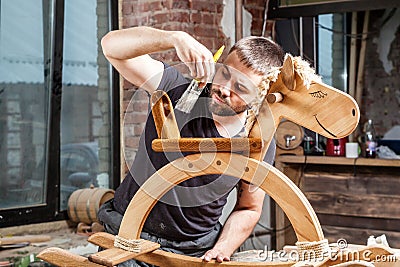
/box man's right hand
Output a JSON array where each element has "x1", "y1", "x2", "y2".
[
  {"x1": 101, "y1": 26, "x2": 216, "y2": 93},
  {"x1": 172, "y1": 31, "x2": 216, "y2": 85}
]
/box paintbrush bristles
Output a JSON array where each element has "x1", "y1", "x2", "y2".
[
  {"x1": 175, "y1": 45, "x2": 225, "y2": 114},
  {"x1": 175, "y1": 79, "x2": 202, "y2": 113}
]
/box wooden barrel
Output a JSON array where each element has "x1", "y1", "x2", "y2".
[
  {"x1": 67, "y1": 188, "x2": 114, "y2": 224},
  {"x1": 275, "y1": 120, "x2": 304, "y2": 150}
]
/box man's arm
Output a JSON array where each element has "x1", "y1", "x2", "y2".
[
  {"x1": 202, "y1": 181, "x2": 265, "y2": 262},
  {"x1": 101, "y1": 26, "x2": 215, "y2": 93}
]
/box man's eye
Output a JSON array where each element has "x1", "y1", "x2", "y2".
[
  {"x1": 235, "y1": 84, "x2": 248, "y2": 94},
  {"x1": 222, "y1": 69, "x2": 230, "y2": 79}
]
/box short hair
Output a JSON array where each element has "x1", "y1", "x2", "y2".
[{"x1": 229, "y1": 36, "x2": 285, "y2": 76}]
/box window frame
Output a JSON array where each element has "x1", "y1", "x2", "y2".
[{"x1": 268, "y1": 0, "x2": 399, "y2": 18}]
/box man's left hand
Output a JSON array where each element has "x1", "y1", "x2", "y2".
[{"x1": 201, "y1": 248, "x2": 230, "y2": 263}]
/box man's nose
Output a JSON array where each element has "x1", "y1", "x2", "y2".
[{"x1": 219, "y1": 86, "x2": 231, "y2": 97}]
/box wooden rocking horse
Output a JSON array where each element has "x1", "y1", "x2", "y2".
[{"x1": 38, "y1": 55, "x2": 399, "y2": 266}]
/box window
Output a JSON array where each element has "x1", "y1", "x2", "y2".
[
  {"x1": 0, "y1": 0, "x2": 49, "y2": 211},
  {"x1": 0, "y1": 0, "x2": 119, "y2": 227},
  {"x1": 59, "y1": 0, "x2": 114, "y2": 210}
]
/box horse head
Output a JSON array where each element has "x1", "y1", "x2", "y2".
[{"x1": 267, "y1": 55, "x2": 360, "y2": 139}]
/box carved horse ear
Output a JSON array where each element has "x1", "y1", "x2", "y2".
[{"x1": 281, "y1": 54, "x2": 296, "y2": 91}]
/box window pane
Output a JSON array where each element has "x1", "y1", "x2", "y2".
[
  {"x1": 60, "y1": 0, "x2": 112, "y2": 210},
  {"x1": 318, "y1": 13, "x2": 347, "y2": 91},
  {"x1": 0, "y1": 0, "x2": 48, "y2": 209}
]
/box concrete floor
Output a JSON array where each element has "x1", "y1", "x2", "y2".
[{"x1": 0, "y1": 221, "x2": 98, "y2": 265}]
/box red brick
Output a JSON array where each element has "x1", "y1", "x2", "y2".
[
  {"x1": 132, "y1": 101, "x2": 150, "y2": 112},
  {"x1": 215, "y1": 2, "x2": 224, "y2": 13},
  {"x1": 202, "y1": 12, "x2": 215, "y2": 25},
  {"x1": 194, "y1": 24, "x2": 218, "y2": 38},
  {"x1": 200, "y1": 37, "x2": 215, "y2": 50},
  {"x1": 122, "y1": 2, "x2": 133, "y2": 15},
  {"x1": 122, "y1": 100, "x2": 133, "y2": 113},
  {"x1": 123, "y1": 112, "x2": 148, "y2": 124},
  {"x1": 134, "y1": 124, "x2": 145, "y2": 135},
  {"x1": 192, "y1": 1, "x2": 215, "y2": 13},
  {"x1": 162, "y1": 23, "x2": 190, "y2": 32},
  {"x1": 132, "y1": 90, "x2": 151, "y2": 101},
  {"x1": 246, "y1": 7, "x2": 264, "y2": 20},
  {"x1": 123, "y1": 16, "x2": 134, "y2": 27},
  {"x1": 150, "y1": 1, "x2": 163, "y2": 11},
  {"x1": 123, "y1": 88, "x2": 135, "y2": 100},
  {"x1": 161, "y1": 0, "x2": 173, "y2": 9},
  {"x1": 153, "y1": 12, "x2": 170, "y2": 24},
  {"x1": 123, "y1": 79, "x2": 137, "y2": 89},
  {"x1": 251, "y1": 19, "x2": 264, "y2": 34},
  {"x1": 190, "y1": 12, "x2": 202, "y2": 24},
  {"x1": 170, "y1": 11, "x2": 190, "y2": 23},
  {"x1": 244, "y1": 0, "x2": 264, "y2": 6},
  {"x1": 134, "y1": 2, "x2": 144, "y2": 12},
  {"x1": 125, "y1": 136, "x2": 140, "y2": 148},
  {"x1": 172, "y1": 0, "x2": 190, "y2": 9}
]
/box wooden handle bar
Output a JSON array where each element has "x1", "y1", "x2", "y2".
[
  {"x1": 152, "y1": 138, "x2": 262, "y2": 152},
  {"x1": 266, "y1": 92, "x2": 284, "y2": 103},
  {"x1": 150, "y1": 90, "x2": 180, "y2": 139}
]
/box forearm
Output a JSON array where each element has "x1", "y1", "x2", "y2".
[
  {"x1": 213, "y1": 209, "x2": 261, "y2": 257},
  {"x1": 101, "y1": 26, "x2": 184, "y2": 60}
]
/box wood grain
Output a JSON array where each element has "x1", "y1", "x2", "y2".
[
  {"x1": 88, "y1": 240, "x2": 160, "y2": 267},
  {"x1": 322, "y1": 225, "x2": 400, "y2": 249},
  {"x1": 302, "y1": 173, "x2": 400, "y2": 195},
  {"x1": 277, "y1": 155, "x2": 400, "y2": 167},
  {"x1": 152, "y1": 137, "x2": 262, "y2": 152},
  {"x1": 151, "y1": 90, "x2": 180, "y2": 139},
  {"x1": 318, "y1": 214, "x2": 400, "y2": 232},
  {"x1": 305, "y1": 192, "x2": 400, "y2": 219},
  {"x1": 37, "y1": 247, "x2": 104, "y2": 267}
]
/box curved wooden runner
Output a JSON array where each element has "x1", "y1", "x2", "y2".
[{"x1": 112, "y1": 152, "x2": 324, "y2": 266}]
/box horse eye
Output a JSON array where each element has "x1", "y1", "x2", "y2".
[{"x1": 352, "y1": 109, "x2": 356, "y2": 116}]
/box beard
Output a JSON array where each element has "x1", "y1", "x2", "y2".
[{"x1": 208, "y1": 87, "x2": 248, "y2": 116}]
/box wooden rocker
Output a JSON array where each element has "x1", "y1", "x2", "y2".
[{"x1": 38, "y1": 55, "x2": 398, "y2": 266}]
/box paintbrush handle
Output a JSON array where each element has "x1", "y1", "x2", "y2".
[
  {"x1": 213, "y1": 45, "x2": 225, "y2": 63},
  {"x1": 194, "y1": 45, "x2": 225, "y2": 83}
]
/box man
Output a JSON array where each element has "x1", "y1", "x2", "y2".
[{"x1": 99, "y1": 26, "x2": 284, "y2": 266}]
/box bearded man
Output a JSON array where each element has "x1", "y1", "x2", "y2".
[{"x1": 98, "y1": 26, "x2": 285, "y2": 266}]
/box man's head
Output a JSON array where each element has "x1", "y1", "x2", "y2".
[{"x1": 209, "y1": 37, "x2": 284, "y2": 116}]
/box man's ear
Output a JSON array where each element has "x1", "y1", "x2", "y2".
[{"x1": 281, "y1": 55, "x2": 296, "y2": 91}]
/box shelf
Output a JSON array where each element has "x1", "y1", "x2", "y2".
[{"x1": 276, "y1": 155, "x2": 400, "y2": 167}]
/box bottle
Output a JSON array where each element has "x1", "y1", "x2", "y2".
[
  {"x1": 303, "y1": 136, "x2": 314, "y2": 155},
  {"x1": 363, "y1": 119, "x2": 377, "y2": 158}
]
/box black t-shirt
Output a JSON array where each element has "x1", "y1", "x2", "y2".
[{"x1": 113, "y1": 63, "x2": 276, "y2": 241}]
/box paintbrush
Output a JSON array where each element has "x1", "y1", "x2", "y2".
[{"x1": 175, "y1": 45, "x2": 225, "y2": 113}]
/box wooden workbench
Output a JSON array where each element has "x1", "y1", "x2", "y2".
[{"x1": 274, "y1": 155, "x2": 400, "y2": 250}]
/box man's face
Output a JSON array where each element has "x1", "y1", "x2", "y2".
[{"x1": 208, "y1": 51, "x2": 263, "y2": 116}]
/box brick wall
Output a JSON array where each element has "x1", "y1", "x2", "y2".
[
  {"x1": 119, "y1": 0, "x2": 267, "y2": 176},
  {"x1": 362, "y1": 9, "x2": 400, "y2": 137},
  {"x1": 97, "y1": 0, "x2": 112, "y2": 174},
  {"x1": 243, "y1": 0, "x2": 267, "y2": 36}
]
